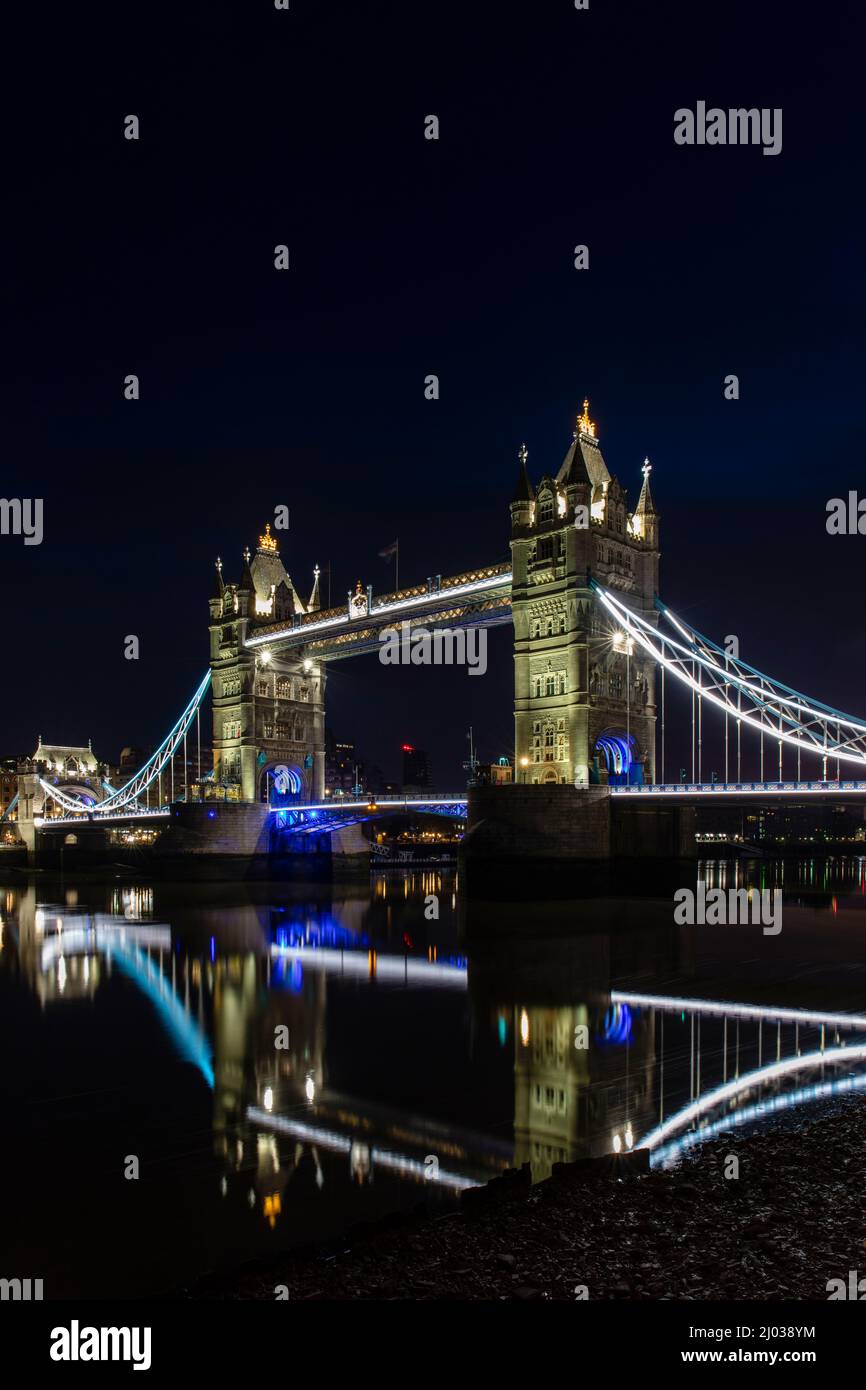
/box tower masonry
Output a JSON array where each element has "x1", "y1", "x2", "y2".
[
  {"x1": 510, "y1": 401, "x2": 660, "y2": 787},
  {"x1": 208, "y1": 526, "x2": 326, "y2": 802}
]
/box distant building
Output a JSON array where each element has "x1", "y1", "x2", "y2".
[
  {"x1": 402, "y1": 744, "x2": 431, "y2": 793},
  {"x1": 0, "y1": 755, "x2": 20, "y2": 820},
  {"x1": 325, "y1": 731, "x2": 362, "y2": 795},
  {"x1": 475, "y1": 757, "x2": 514, "y2": 786}
]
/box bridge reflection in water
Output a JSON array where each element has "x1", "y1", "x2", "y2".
[{"x1": 3, "y1": 862, "x2": 866, "y2": 1292}]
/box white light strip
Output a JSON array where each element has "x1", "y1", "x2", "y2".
[
  {"x1": 247, "y1": 1107, "x2": 477, "y2": 1191},
  {"x1": 286, "y1": 796, "x2": 466, "y2": 813},
  {"x1": 610, "y1": 782, "x2": 866, "y2": 797},
  {"x1": 270, "y1": 942, "x2": 467, "y2": 987},
  {"x1": 601, "y1": 585, "x2": 866, "y2": 744},
  {"x1": 611, "y1": 989, "x2": 866, "y2": 1030},
  {"x1": 658, "y1": 602, "x2": 865, "y2": 731},
  {"x1": 636, "y1": 1042, "x2": 866, "y2": 1151},
  {"x1": 595, "y1": 586, "x2": 866, "y2": 766},
  {"x1": 651, "y1": 1070, "x2": 866, "y2": 1167},
  {"x1": 245, "y1": 571, "x2": 513, "y2": 648}
]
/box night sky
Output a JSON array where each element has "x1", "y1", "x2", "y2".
[{"x1": 4, "y1": 0, "x2": 865, "y2": 785}]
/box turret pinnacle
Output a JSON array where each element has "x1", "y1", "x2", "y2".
[
  {"x1": 211, "y1": 556, "x2": 225, "y2": 600},
  {"x1": 308, "y1": 564, "x2": 321, "y2": 612},
  {"x1": 239, "y1": 545, "x2": 255, "y2": 592},
  {"x1": 511, "y1": 443, "x2": 535, "y2": 503},
  {"x1": 635, "y1": 457, "x2": 657, "y2": 515}
]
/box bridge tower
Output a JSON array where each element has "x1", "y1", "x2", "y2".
[
  {"x1": 510, "y1": 402, "x2": 659, "y2": 787},
  {"x1": 208, "y1": 527, "x2": 326, "y2": 802}
]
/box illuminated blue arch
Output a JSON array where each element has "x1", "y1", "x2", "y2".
[
  {"x1": 265, "y1": 763, "x2": 304, "y2": 806},
  {"x1": 595, "y1": 730, "x2": 640, "y2": 786}
]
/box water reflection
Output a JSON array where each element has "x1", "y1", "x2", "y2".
[{"x1": 3, "y1": 860, "x2": 866, "y2": 1293}]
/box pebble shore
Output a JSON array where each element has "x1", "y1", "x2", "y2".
[{"x1": 188, "y1": 1095, "x2": 866, "y2": 1301}]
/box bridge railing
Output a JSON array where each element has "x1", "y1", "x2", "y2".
[{"x1": 611, "y1": 780, "x2": 866, "y2": 795}]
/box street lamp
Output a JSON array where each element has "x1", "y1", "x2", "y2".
[{"x1": 519, "y1": 755, "x2": 529, "y2": 785}]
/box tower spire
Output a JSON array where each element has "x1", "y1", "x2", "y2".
[
  {"x1": 308, "y1": 563, "x2": 321, "y2": 613},
  {"x1": 511, "y1": 442, "x2": 535, "y2": 502},
  {"x1": 635, "y1": 457, "x2": 657, "y2": 515},
  {"x1": 575, "y1": 398, "x2": 597, "y2": 439},
  {"x1": 212, "y1": 556, "x2": 225, "y2": 599}
]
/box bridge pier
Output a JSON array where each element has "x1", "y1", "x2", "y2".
[{"x1": 463, "y1": 783, "x2": 697, "y2": 874}]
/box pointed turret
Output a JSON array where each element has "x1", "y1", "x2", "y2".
[
  {"x1": 557, "y1": 398, "x2": 611, "y2": 492},
  {"x1": 634, "y1": 457, "x2": 657, "y2": 516},
  {"x1": 308, "y1": 564, "x2": 321, "y2": 613},
  {"x1": 239, "y1": 545, "x2": 255, "y2": 592},
  {"x1": 211, "y1": 556, "x2": 225, "y2": 600},
  {"x1": 631, "y1": 458, "x2": 659, "y2": 545},
  {"x1": 511, "y1": 442, "x2": 535, "y2": 503}
]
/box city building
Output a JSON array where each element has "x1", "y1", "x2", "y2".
[
  {"x1": 0, "y1": 755, "x2": 20, "y2": 822},
  {"x1": 402, "y1": 744, "x2": 431, "y2": 793},
  {"x1": 325, "y1": 731, "x2": 362, "y2": 796},
  {"x1": 474, "y1": 756, "x2": 514, "y2": 786}
]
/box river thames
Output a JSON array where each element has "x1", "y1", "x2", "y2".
[{"x1": 2, "y1": 858, "x2": 866, "y2": 1298}]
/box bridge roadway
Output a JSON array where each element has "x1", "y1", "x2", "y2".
[{"x1": 35, "y1": 780, "x2": 866, "y2": 830}]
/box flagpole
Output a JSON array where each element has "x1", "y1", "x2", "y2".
[{"x1": 395, "y1": 538, "x2": 399, "y2": 595}]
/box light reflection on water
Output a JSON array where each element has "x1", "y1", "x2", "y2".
[{"x1": 2, "y1": 858, "x2": 866, "y2": 1295}]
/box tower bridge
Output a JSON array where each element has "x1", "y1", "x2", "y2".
[{"x1": 14, "y1": 399, "x2": 866, "y2": 865}]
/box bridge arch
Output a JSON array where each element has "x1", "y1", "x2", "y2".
[
  {"x1": 593, "y1": 727, "x2": 643, "y2": 787},
  {"x1": 259, "y1": 761, "x2": 306, "y2": 806}
]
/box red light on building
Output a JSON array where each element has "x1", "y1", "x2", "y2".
[{"x1": 401, "y1": 744, "x2": 414, "y2": 752}]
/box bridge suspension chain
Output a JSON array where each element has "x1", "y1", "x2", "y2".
[
  {"x1": 592, "y1": 582, "x2": 866, "y2": 775},
  {"x1": 39, "y1": 671, "x2": 211, "y2": 818}
]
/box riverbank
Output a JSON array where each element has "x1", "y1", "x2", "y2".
[{"x1": 185, "y1": 1094, "x2": 866, "y2": 1301}]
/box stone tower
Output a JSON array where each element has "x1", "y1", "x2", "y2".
[
  {"x1": 208, "y1": 526, "x2": 326, "y2": 802},
  {"x1": 510, "y1": 402, "x2": 659, "y2": 787}
]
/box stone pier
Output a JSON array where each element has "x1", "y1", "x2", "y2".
[{"x1": 463, "y1": 784, "x2": 696, "y2": 865}]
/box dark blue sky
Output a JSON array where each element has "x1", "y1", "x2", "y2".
[{"x1": 3, "y1": 0, "x2": 865, "y2": 783}]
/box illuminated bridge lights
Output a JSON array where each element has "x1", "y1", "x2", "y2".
[
  {"x1": 612, "y1": 781, "x2": 866, "y2": 797},
  {"x1": 592, "y1": 579, "x2": 866, "y2": 774},
  {"x1": 244, "y1": 564, "x2": 513, "y2": 651},
  {"x1": 637, "y1": 1042, "x2": 866, "y2": 1159}
]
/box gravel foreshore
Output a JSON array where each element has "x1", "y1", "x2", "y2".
[{"x1": 187, "y1": 1096, "x2": 866, "y2": 1301}]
